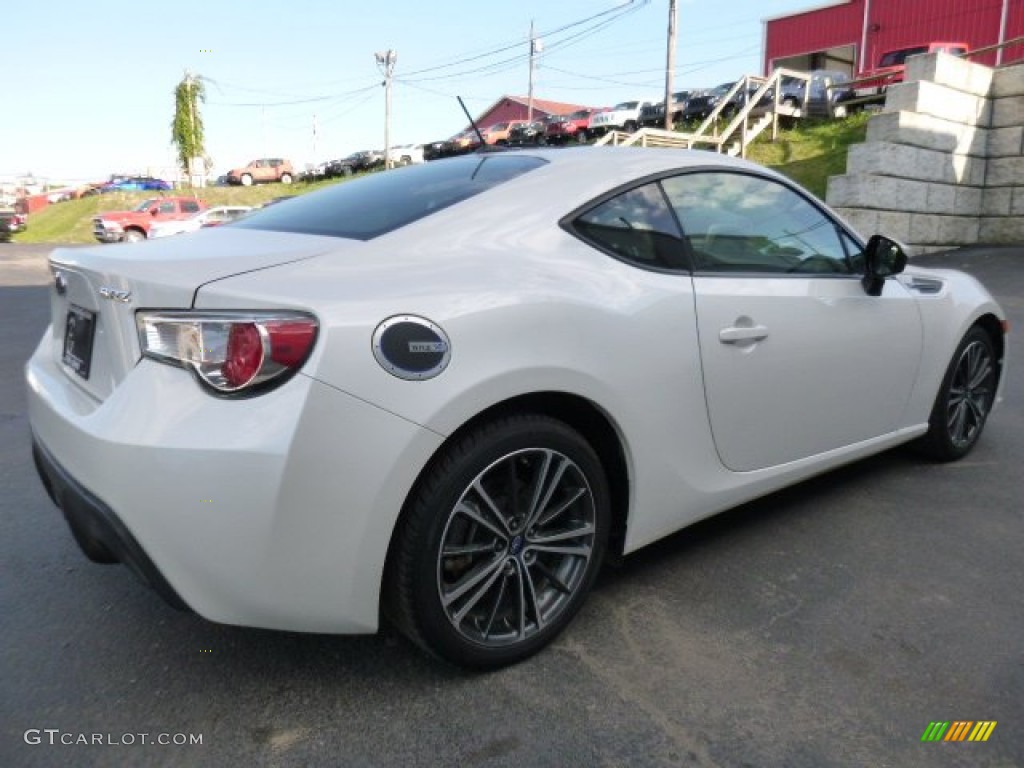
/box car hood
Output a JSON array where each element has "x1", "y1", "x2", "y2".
[{"x1": 49, "y1": 228, "x2": 342, "y2": 309}]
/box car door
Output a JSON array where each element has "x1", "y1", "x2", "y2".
[{"x1": 661, "y1": 171, "x2": 923, "y2": 472}]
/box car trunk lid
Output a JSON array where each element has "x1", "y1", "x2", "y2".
[{"x1": 45, "y1": 228, "x2": 341, "y2": 402}]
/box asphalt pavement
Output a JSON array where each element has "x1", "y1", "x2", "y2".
[{"x1": 1, "y1": 242, "x2": 1021, "y2": 768}]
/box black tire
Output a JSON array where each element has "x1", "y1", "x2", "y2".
[
  {"x1": 623, "y1": 120, "x2": 637, "y2": 133},
  {"x1": 915, "y1": 326, "x2": 998, "y2": 461},
  {"x1": 385, "y1": 414, "x2": 610, "y2": 669},
  {"x1": 123, "y1": 229, "x2": 145, "y2": 243},
  {"x1": 279, "y1": 172, "x2": 293, "y2": 184},
  {"x1": 240, "y1": 173, "x2": 253, "y2": 186}
]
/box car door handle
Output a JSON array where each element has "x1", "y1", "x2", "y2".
[{"x1": 719, "y1": 325, "x2": 769, "y2": 344}]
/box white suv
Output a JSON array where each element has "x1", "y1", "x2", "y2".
[{"x1": 588, "y1": 99, "x2": 656, "y2": 135}]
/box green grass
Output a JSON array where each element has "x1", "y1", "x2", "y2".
[
  {"x1": 746, "y1": 112, "x2": 870, "y2": 199},
  {"x1": 15, "y1": 115, "x2": 870, "y2": 244},
  {"x1": 13, "y1": 177, "x2": 348, "y2": 245}
]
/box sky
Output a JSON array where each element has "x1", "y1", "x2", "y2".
[{"x1": 3, "y1": 0, "x2": 817, "y2": 183}]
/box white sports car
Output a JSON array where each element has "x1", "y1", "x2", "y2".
[{"x1": 26, "y1": 149, "x2": 1007, "y2": 668}]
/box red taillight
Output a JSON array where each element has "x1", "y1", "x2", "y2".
[
  {"x1": 138, "y1": 312, "x2": 318, "y2": 395},
  {"x1": 266, "y1": 321, "x2": 319, "y2": 367},
  {"x1": 222, "y1": 323, "x2": 263, "y2": 388}
]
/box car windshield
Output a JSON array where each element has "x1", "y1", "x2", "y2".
[
  {"x1": 879, "y1": 47, "x2": 928, "y2": 66},
  {"x1": 613, "y1": 102, "x2": 639, "y2": 110},
  {"x1": 133, "y1": 199, "x2": 158, "y2": 212},
  {"x1": 712, "y1": 83, "x2": 734, "y2": 96},
  {"x1": 234, "y1": 154, "x2": 547, "y2": 241},
  {"x1": 569, "y1": 110, "x2": 590, "y2": 119}
]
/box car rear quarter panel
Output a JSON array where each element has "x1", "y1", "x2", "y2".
[{"x1": 195, "y1": 201, "x2": 736, "y2": 554}]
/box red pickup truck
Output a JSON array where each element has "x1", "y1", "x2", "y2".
[
  {"x1": 545, "y1": 109, "x2": 600, "y2": 145},
  {"x1": 859, "y1": 42, "x2": 969, "y2": 91},
  {"x1": 92, "y1": 196, "x2": 206, "y2": 243}
]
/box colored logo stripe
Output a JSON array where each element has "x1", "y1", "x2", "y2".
[
  {"x1": 921, "y1": 721, "x2": 996, "y2": 742},
  {"x1": 945, "y1": 721, "x2": 973, "y2": 741},
  {"x1": 921, "y1": 722, "x2": 949, "y2": 741},
  {"x1": 969, "y1": 722, "x2": 997, "y2": 742}
]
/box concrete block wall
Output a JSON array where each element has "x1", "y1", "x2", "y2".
[
  {"x1": 827, "y1": 53, "x2": 1024, "y2": 254},
  {"x1": 982, "y1": 64, "x2": 1024, "y2": 243}
]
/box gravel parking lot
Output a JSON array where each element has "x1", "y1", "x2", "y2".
[{"x1": 1, "y1": 242, "x2": 1021, "y2": 768}]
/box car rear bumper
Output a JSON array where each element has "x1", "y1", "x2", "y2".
[
  {"x1": 25, "y1": 336, "x2": 445, "y2": 634},
  {"x1": 31, "y1": 435, "x2": 190, "y2": 610}
]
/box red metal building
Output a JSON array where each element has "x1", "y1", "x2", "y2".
[{"x1": 763, "y1": 0, "x2": 1023, "y2": 75}]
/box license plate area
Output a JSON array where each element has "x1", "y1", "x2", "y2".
[{"x1": 62, "y1": 305, "x2": 97, "y2": 379}]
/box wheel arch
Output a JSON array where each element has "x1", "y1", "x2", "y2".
[
  {"x1": 382, "y1": 391, "x2": 632, "y2": 613},
  {"x1": 974, "y1": 311, "x2": 1006, "y2": 387}
]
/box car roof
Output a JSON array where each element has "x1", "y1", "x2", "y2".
[{"x1": 412, "y1": 147, "x2": 785, "y2": 223}]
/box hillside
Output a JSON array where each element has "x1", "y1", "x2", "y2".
[
  {"x1": 12, "y1": 178, "x2": 342, "y2": 245},
  {"x1": 745, "y1": 112, "x2": 870, "y2": 199},
  {"x1": 11, "y1": 115, "x2": 869, "y2": 245}
]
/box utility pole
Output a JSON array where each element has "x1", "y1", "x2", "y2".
[
  {"x1": 312, "y1": 113, "x2": 318, "y2": 168},
  {"x1": 663, "y1": 0, "x2": 678, "y2": 130},
  {"x1": 376, "y1": 50, "x2": 397, "y2": 169},
  {"x1": 528, "y1": 20, "x2": 537, "y2": 122},
  {"x1": 261, "y1": 105, "x2": 267, "y2": 157}
]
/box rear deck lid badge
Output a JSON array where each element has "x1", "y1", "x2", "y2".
[{"x1": 99, "y1": 286, "x2": 132, "y2": 303}]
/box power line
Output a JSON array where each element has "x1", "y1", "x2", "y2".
[
  {"x1": 205, "y1": 82, "x2": 379, "y2": 108},
  {"x1": 399, "y1": 0, "x2": 647, "y2": 79},
  {"x1": 400, "y1": 1, "x2": 646, "y2": 85}
]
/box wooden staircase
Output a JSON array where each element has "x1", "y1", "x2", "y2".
[{"x1": 594, "y1": 69, "x2": 812, "y2": 159}]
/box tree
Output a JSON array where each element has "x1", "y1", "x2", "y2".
[{"x1": 171, "y1": 71, "x2": 207, "y2": 177}]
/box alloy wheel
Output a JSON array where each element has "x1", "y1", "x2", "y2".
[
  {"x1": 436, "y1": 447, "x2": 596, "y2": 648},
  {"x1": 946, "y1": 339, "x2": 995, "y2": 449}
]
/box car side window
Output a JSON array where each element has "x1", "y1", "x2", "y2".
[
  {"x1": 661, "y1": 172, "x2": 853, "y2": 275},
  {"x1": 159, "y1": 201, "x2": 176, "y2": 214},
  {"x1": 572, "y1": 183, "x2": 685, "y2": 270},
  {"x1": 182, "y1": 201, "x2": 200, "y2": 214}
]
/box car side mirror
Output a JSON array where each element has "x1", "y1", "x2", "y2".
[
  {"x1": 861, "y1": 234, "x2": 907, "y2": 296},
  {"x1": 149, "y1": 207, "x2": 159, "y2": 216}
]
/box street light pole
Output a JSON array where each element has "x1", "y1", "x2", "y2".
[
  {"x1": 375, "y1": 50, "x2": 397, "y2": 169},
  {"x1": 528, "y1": 20, "x2": 536, "y2": 122},
  {"x1": 663, "y1": 0, "x2": 678, "y2": 131}
]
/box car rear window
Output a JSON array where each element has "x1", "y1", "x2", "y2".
[{"x1": 233, "y1": 154, "x2": 546, "y2": 241}]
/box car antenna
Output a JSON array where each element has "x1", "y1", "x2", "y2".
[{"x1": 458, "y1": 96, "x2": 489, "y2": 150}]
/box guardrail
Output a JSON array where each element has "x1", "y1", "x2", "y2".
[{"x1": 963, "y1": 35, "x2": 1024, "y2": 64}]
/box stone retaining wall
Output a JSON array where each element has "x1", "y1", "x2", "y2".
[{"x1": 826, "y1": 53, "x2": 1024, "y2": 254}]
